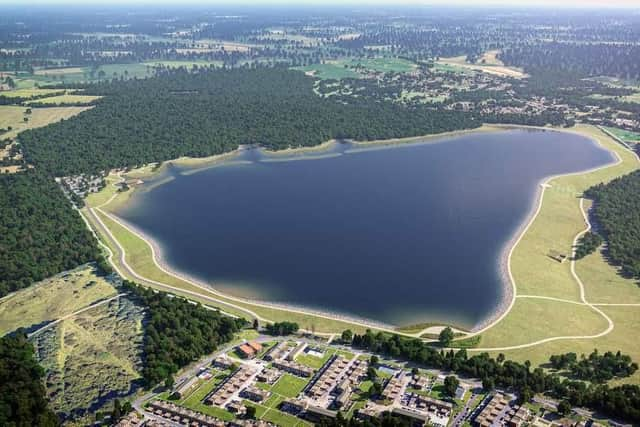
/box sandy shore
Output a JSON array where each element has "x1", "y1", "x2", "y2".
[
  {"x1": 105, "y1": 124, "x2": 619, "y2": 335},
  {"x1": 111, "y1": 212, "x2": 400, "y2": 332},
  {"x1": 468, "y1": 126, "x2": 621, "y2": 335},
  {"x1": 350, "y1": 124, "x2": 503, "y2": 148}
]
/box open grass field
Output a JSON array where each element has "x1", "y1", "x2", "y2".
[
  {"x1": 435, "y1": 55, "x2": 526, "y2": 78},
  {"x1": 473, "y1": 125, "x2": 640, "y2": 378},
  {"x1": 476, "y1": 50, "x2": 504, "y2": 66},
  {"x1": 603, "y1": 126, "x2": 640, "y2": 143},
  {"x1": 476, "y1": 298, "x2": 610, "y2": 348},
  {"x1": 295, "y1": 346, "x2": 354, "y2": 369},
  {"x1": 487, "y1": 305, "x2": 640, "y2": 386},
  {"x1": 293, "y1": 63, "x2": 361, "y2": 80},
  {"x1": 30, "y1": 295, "x2": 144, "y2": 417},
  {"x1": 0, "y1": 264, "x2": 118, "y2": 336},
  {"x1": 294, "y1": 57, "x2": 416, "y2": 80},
  {"x1": 26, "y1": 94, "x2": 102, "y2": 105},
  {"x1": 0, "y1": 88, "x2": 65, "y2": 98},
  {"x1": 347, "y1": 57, "x2": 417, "y2": 73},
  {"x1": 143, "y1": 60, "x2": 223, "y2": 69},
  {"x1": 10, "y1": 61, "x2": 216, "y2": 88},
  {"x1": 83, "y1": 124, "x2": 638, "y2": 372},
  {"x1": 0, "y1": 105, "x2": 92, "y2": 140},
  {"x1": 399, "y1": 90, "x2": 447, "y2": 104},
  {"x1": 240, "y1": 372, "x2": 312, "y2": 427},
  {"x1": 271, "y1": 374, "x2": 308, "y2": 398},
  {"x1": 178, "y1": 370, "x2": 236, "y2": 421},
  {"x1": 589, "y1": 93, "x2": 640, "y2": 104},
  {"x1": 589, "y1": 76, "x2": 640, "y2": 91},
  {"x1": 492, "y1": 126, "x2": 638, "y2": 300},
  {"x1": 34, "y1": 66, "x2": 86, "y2": 76}
]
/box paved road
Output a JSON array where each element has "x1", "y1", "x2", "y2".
[{"x1": 450, "y1": 392, "x2": 479, "y2": 426}]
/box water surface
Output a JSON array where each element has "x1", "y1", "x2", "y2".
[{"x1": 116, "y1": 129, "x2": 613, "y2": 329}]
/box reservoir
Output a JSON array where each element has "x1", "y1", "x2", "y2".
[{"x1": 115, "y1": 129, "x2": 614, "y2": 330}]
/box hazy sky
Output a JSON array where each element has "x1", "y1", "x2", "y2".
[{"x1": 9, "y1": 0, "x2": 640, "y2": 7}]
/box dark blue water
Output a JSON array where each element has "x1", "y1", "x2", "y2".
[{"x1": 116, "y1": 129, "x2": 613, "y2": 329}]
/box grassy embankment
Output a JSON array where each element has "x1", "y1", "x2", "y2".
[
  {"x1": 82, "y1": 201, "x2": 373, "y2": 334},
  {"x1": 83, "y1": 123, "x2": 639, "y2": 363},
  {"x1": 82, "y1": 126, "x2": 511, "y2": 335},
  {"x1": 472, "y1": 125, "x2": 640, "y2": 384}
]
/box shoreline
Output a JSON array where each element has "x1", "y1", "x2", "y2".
[
  {"x1": 101, "y1": 125, "x2": 620, "y2": 335},
  {"x1": 119, "y1": 124, "x2": 505, "y2": 183},
  {"x1": 468, "y1": 125, "x2": 622, "y2": 337},
  {"x1": 102, "y1": 209, "x2": 408, "y2": 333}
]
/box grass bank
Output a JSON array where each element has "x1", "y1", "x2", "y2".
[{"x1": 473, "y1": 125, "x2": 640, "y2": 380}]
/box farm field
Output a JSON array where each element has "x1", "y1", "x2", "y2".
[
  {"x1": 435, "y1": 54, "x2": 526, "y2": 78},
  {"x1": 5, "y1": 60, "x2": 222, "y2": 89},
  {"x1": 293, "y1": 63, "x2": 361, "y2": 80},
  {"x1": 143, "y1": 60, "x2": 223, "y2": 69},
  {"x1": 0, "y1": 105, "x2": 93, "y2": 140},
  {"x1": 27, "y1": 94, "x2": 102, "y2": 105},
  {"x1": 0, "y1": 88, "x2": 65, "y2": 98},
  {"x1": 347, "y1": 57, "x2": 417, "y2": 73},
  {"x1": 0, "y1": 264, "x2": 118, "y2": 336},
  {"x1": 29, "y1": 295, "x2": 145, "y2": 417}
]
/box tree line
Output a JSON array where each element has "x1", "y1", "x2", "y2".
[
  {"x1": 0, "y1": 333, "x2": 60, "y2": 427},
  {"x1": 574, "y1": 231, "x2": 603, "y2": 260},
  {"x1": 121, "y1": 281, "x2": 246, "y2": 387},
  {"x1": 0, "y1": 171, "x2": 103, "y2": 298},
  {"x1": 585, "y1": 170, "x2": 640, "y2": 280},
  {"x1": 500, "y1": 42, "x2": 640, "y2": 80},
  {"x1": 346, "y1": 329, "x2": 640, "y2": 422},
  {"x1": 549, "y1": 349, "x2": 638, "y2": 383},
  {"x1": 18, "y1": 67, "x2": 480, "y2": 176}
]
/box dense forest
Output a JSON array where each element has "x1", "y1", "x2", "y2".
[
  {"x1": 0, "y1": 172, "x2": 102, "y2": 298},
  {"x1": 121, "y1": 281, "x2": 246, "y2": 386},
  {"x1": 501, "y1": 42, "x2": 640, "y2": 80},
  {"x1": 18, "y1": 67, "x2": 479, "y2": 176},
  {"x1": 348, "y1": 329, "x2": 640, "y2": 422},
  {"x1": 0, "y1": 333, "x2": 60, "y2": 427},
  {"x1": 574, "y1": 232, "x2": 603, "y2": 260},
  {"x1": 585, "y1": 171, "x2": 640, "y2": 280},
  {"x1": 265, "y1": 321, "x2": 299, "y2": 336},
  {"x1": 549, "y1": 350, "x2": 638, "y2": 383}
]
